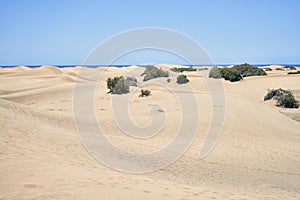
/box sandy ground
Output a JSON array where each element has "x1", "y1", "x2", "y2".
[{"x1": 0, "y1": 65, "x2": 300, "y2": 199}]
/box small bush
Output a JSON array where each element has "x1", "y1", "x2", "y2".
[
  {"x1": 107, "y1": 76, "x2": 122, "y2": 93},
  {"x1": 167, "y1": 78, "x2": 171, "y2": 83},
  {"x1": 220, "y1": 68, "x2": 242, "y2": 82},
  {"x1": 288, "y1": 71, "x2": 300, "y2": 75},
  {"x1": 283, "y1": 66, "x2": 297, "y2": 70},
  {"x1": 113, "y1": 77, "x2": 129, "y2": 94},
  {"x1": 263, "y1": 67, "x2": 272, "y2": 71},
  {"x1": 275, "y1": 68, "x2": 283, "y2": 71},
  {"x1": 126, "y1": 76, "x2": 137, "y2": 86},
  {"x1": 276, "y1": 93, "x2": 299, "y2": 108},
  {"x1": 264, "y1": 88, "x2": 288, "y2": 101},
  {"x1": 176, "y1": 74, "x2": 189, "y2": 84},
  {"x1": 171, "y1": 67, "x2": 196, "y2": 73},
  {"x1": 264, "y1": 88, "x2": 299, "y2": 108},
  {"x1": 106, "y1": 76, "x2": 129, "y2": 94},
  {"x1": 197, "y1": 67, "x2": 208, "y2": 71},
  {"x1": 140, "y1": 89, "x2": 151, "y2": 97},
  {"x1": 141, "y1": 65, "x2": 169, "y2": 81},
  {"x1": 209, "y1": 67, "x2": 222, "y2": 79}
]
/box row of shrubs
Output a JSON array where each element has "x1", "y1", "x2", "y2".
[
  {"x1": 264, "y1": 88, "x2": 299, "y2": 108},
  {"x1": 171, "y1": 66, "x2": 209, "y2": 72},
  {"x1": 107, "y1": 74, "x2": 190, "y2": 94},
  {"x1": 209, "y1": 63, "x2": 267, "y2": 82},
  {"x1": 288, "y1": 71, "x2": 300, "y2": 75},
  {"x1": 171, "y1": 67, "x2": 196, "y2": 73},
  {"x1": 284, "y1": 66, "x2": 297, "y2": 70}
]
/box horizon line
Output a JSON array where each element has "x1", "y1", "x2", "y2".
[{"x1": 1, "y1": 63, "x2": 300, "y2": 67}]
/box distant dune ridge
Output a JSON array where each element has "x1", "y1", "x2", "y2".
[{"x1": 0, "y1": 64, "x2": 299, "y2": 199}]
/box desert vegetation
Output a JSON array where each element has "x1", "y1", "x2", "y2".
[
  {"x1": 171, "y1": 67, "x2": 196, "y2": 73},
  {"x1": 209, "y1": 67, "x2": 222, "y2": 79},
  {"x1": 125, "y1": 76, "x2": 138, "y2": 86},
  {"x1": 263, "y1": 67, "x2": 272, "y2": 71},
  {"x1": 219, "y1": 67, "x2": 243, "y2": 82},
  {"x1": 283, "y1": 66, "x2": 297, "y2": 70},
  {"x1": 209, "y1": 63, "x2": 266, "y2": 82},
  {"x1": 139, "y1": 89, "x2": 151, "y2": 97},
  {"x1": 176, "y1": 74, "x2": 189, "y2": 84},
  {"x1": 264, "y1": 88, "x2": 299, "y2": 108},
  {"x1": 141, "y1": 65, "x2": 169, "y2": 81},
  {"x1": 197, "y1": 67, "x2": 208, "y2": 71},
  {"x1": 106, "y1": 76, "x2": 133, "y2": 94},
  {"x1": 287, "y1": 71, "x2": 300, "y2": 75}
]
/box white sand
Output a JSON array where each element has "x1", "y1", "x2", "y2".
[{"x1": 0, "y1": 65, "x2": 299, "y2": 199}]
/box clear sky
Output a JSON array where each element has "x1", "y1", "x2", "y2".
[{"x1": 1, "y1": 0, "x2": 300, "y2": 65}]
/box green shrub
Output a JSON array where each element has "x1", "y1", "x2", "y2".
[
  {"x1": 264, "y1": 88, "x2": 299, "y2": 108},
  {"x1": 220, "y1": 68, "x2": 242, "y2": 82},
  {"x1": 167, "y1": 78, "x2": 171, "y2": 83},
  {"x1": 126, "y1": 76, "x2": 137, "y2": 86},
  {"x1": 176, "y1": 74, "x2": 189, "y2": 84},
  {"x1": 288, "y1": 71, "x2": 300, "y2": 75},
  {"x1": 209, "y1": 67, "x2": 222, "y2": 79},
  {"x1": 264, "y1": 88, "x2": 288, "y2": 101},
  {"x1": 209, "y1": 63, "x2": 266, "y2": 82},
  {"x1": 141, "y1": 65, "x2": 169, "y2": 81},
  {"x1": 275, "y1": 68, "x2": 283, "y2": 71},
  {"x1": 231, "y1": 63, "x2": 266, "y2": 77},
  {"x1": 106, "y1": 76, "x2": 129, "y2": 94},
  {"x1": 140, "y1": 89, "x2": 151, "y2": 97},
  {"x1": 263, "y1": 67, "x2": 272, "y2": 71},
  {"x1": 276, "y1": 93, "x2": 299, "y2": 108},
  {"x1": 284, "y1": 66, "x2": 297, "y2": 70},
  {"x1": 113, "y1": 77, "x2": 129, "y2": 94},
  {"x1": 107, "y1": 76, "x2": 121, "y2": 93},
  {"x1": 171, "y1": 67, "x2": 196, "y2": 73},
  {"x1": 197, "y1": 67, "x2": 208, "y2": 71}
]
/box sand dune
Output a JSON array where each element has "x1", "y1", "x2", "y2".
[{"x1": 0, "y1": 65, "x2": 299, "y2": 199}]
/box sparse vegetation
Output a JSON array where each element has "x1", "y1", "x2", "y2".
[
  {"x1": 126, "y1": 76, "x2": 138, "y2": 86},
  {"x1": 209, "y1": 63, "x2": 267, "y2": 82},
  {"x1": 106, "y1": 76, "x2": 129, "y2": 94},
  {"x1": 176, "y1": 74, "x2": 189, "y2": 84},
  {"x1": 263, "y1": 67, "x2": 272, "y2": 71},
  {"x1": 264, "y1": 88, "x2": 299, "y2": 108},
  {"x1": 171, "y1": 67, "x2": 196, "y2": 73},
  {"x1": 139, "y1": 89, "x2": 151, "y2": 97},
  {"x1": 209, "y1": 67, "x2": 222, "y2": 79},
  {"x1": 275, "y1": 68, "x2": 283, "y2": 71},
  {"x1": 230, "y1": 63, "x2": 267, "y2": 77},
  {"x1": 219, "y1": 67, "x2": 242, "y2": 82},
  {"x1": 197, "y1": 67, "x2": 208, "y2": 71},
  {"x1": 141, "y1": 65, "x2": 169, "y2": 81},
  {"x1": 283, "y1": 66, "x2": 297, "y2": 70},
  {"x1": 287, "y1": 71, "x2": 300, "y2": 75}
]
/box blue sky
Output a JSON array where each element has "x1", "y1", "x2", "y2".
[{"x1": 0, "y1": 0, "x2": 300, "y2": 65}]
